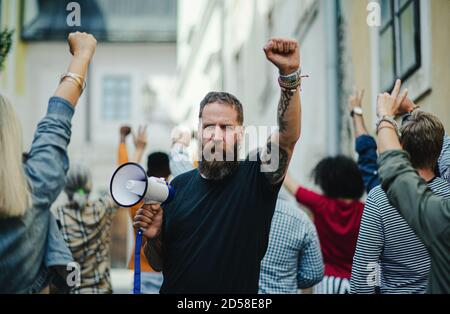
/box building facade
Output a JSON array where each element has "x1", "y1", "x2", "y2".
[{"x1": 176, "y1": 0, "x2": 449, "y2": 189}]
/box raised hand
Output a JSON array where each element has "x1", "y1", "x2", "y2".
[
  {"x1": 263, "y1": 38, "x2": 300, "y2": 76},
  {"x1": 133, "y1": 125, "x2": 148, "y2": 151},
  {"x1": 377, "y1": 79, "x2": 408, "y2": 118},
  {"x1": 133, "y1": 204, "x2": 163, "y2": 239},
  {"x1": 120, "y1": 125, "x2": 131, "y2": 143},
  {"x1": 348, "y1": 87, "x2": 365, "y2": 113},
  {"x1": 396, "y1": 96, "x2": 416, "y2": 116},
  {"x1": 68, "y1": 31, "x2": 97, "y2": 61}
]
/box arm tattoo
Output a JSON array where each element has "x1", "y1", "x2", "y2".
[
  {"x1": 278, "y1": 89, "x2": 294, "y2": 133},
  {"x1": 262, "y1": 137, "x2": 289, "y2": 185}
]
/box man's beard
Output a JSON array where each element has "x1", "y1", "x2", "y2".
[{"x1": 199, "y1": 142, "x2": 240, "y2": 181}]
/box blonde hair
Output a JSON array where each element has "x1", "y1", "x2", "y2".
[{"x1": 0, "y1": 94, "x2": 32, "y2": 218}]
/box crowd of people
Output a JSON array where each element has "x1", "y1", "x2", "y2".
[{"x1": 0, "y1": 32, "x2": 448, "y2": 294}]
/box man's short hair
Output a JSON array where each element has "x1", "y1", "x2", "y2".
[
  {"x1": 401, "y1": 111, "x2": 445, "y2": 170},
  {"x1": 199, "y1": 92, "x2": 244, "y2": 125}
]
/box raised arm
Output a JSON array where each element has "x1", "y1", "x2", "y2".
[
  {"x1": 118, "y1": 125, "x2": 131, "y2": 165},
  {"x1": 54, "y1": 32, "x2": 97, "y2": 107},
  {"x1": 25, "y1": 32, "x2": 96, "y2": 209},
  {"x1": 349, "y1": 88, "x2": 369, "y2": 138},
  {"x1": 261, "y1": 39, "x2": 302, "y2": 185},
  {"x1": 348, "y1": 88, "x2": 380, "y2": 193},
  {"x1": 131, "y1": 125, "x2": 148, "y2": 163},
  {"x1": 375, "y1": 80, "x2": 450, "y2": 249}
]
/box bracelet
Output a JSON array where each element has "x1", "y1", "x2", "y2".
[
  {"x1": 278, "y1": 69, "x2": 303, "y2": 91},
  {"x1": 376, "y1": 125, "x2": 396, "y2": 134},
  {"x1": 60, "y1": 72, "x2": 86, "y2": 92},
  {"x1": 376, "y1": 116, "x2": 401, "y2": 137}
]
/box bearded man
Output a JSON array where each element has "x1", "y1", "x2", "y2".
[{"x1": 134, "y1": 38, "x2": 302, "y2": 294}]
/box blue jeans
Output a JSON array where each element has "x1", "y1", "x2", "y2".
[{"x1": 140, "y1": 272, "x2": 163, "y2": 294}]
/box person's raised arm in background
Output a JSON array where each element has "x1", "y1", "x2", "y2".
[
  {"x1": 376, "y1": 80, "x2": 450, "y2": 293},
  {"x1": 349, "y1": 88, "x2": 380, "y2": 193},
  {"x1": 118, "y1": 126, "x2": 131, "y2": 165},
  {"x1": 131, "y1": 126, "x2": 148, "y2": 163}
]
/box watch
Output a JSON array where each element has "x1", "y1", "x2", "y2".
[{"x1": 351, "y1": 107, "x2": 363, "y2": 117}]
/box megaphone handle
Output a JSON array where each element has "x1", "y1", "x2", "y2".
[{"x1": 133, "y1": 229, "x2": 143, "y2": 294}]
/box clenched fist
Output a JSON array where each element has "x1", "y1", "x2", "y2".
[
  {"x1": 133, "y1": 204, "x2": 163, "y2": 239},
  {"x1": 68, "y1": 32, "x2": 97, "y2": 61},
  {"x1": 264, "y1": 38, "x2": 300, "y2": 76}
]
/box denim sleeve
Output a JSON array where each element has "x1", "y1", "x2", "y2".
[
  {"x1": 45, "y1": 214, "x2": 74, "y2": 268},
  {"x1": 24, "y1": 97, "x2": 74, "y2": 210},
  {"x1": 355, "y1": 135, "x2": 381, "y2": 193}
]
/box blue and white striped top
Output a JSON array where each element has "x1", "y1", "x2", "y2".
[
  {"x1": 350, "y1": 177, "x2": 450, "y2": 294},
  {"x1": 438, "y1": 135, "x2": 450, "y2": 183}
]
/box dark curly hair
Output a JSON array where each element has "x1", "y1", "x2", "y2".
[{"x1": 311, "y1": 155, "x2": 364, "y2": 200}]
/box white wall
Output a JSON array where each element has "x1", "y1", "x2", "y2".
[{"x1": 9, "y1": 42, "x2": 177, "y2": 196}]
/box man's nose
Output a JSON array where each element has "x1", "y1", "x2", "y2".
[{"x1": 212, "y1": 125, "x2": 224, "y2": 142}]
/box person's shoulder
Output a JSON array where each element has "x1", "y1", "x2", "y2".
[
  {"x1": 365, "y1": 185, "x2": 391, "y2": 211},
  {"x1": 170, "y1": 168, "x2": 198, "y2": 185},
  {"x1": 429, "y1": 177, "x2": 450, "y2": 197},
  {"x1": 367, "y1": 185, "x2": 387, "y2": 200},
  {"x1": 276, "y1": 199, "x2": 312, "y2": 224}
]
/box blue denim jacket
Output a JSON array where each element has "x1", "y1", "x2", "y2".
[
  {"x1": 355, "y1": 135, "x2": 381, "y2": 194},
  {"x1": 0, "y1": 97, "x2": 74, "y2": 293}
]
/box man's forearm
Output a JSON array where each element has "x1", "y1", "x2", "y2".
[
  {"x1": 143, "y1": 236, "x2": 164, "y2": 272},
  {"x1": 278, "y1": 88, "x2": 301, "y2": 149},
  {"x1": 263, "y1": 88, "x2": 301, "y2": 185}
]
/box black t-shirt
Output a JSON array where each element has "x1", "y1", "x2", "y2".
[{"x1": 160, "y1": 154, "x2": 282, "y2": 294}]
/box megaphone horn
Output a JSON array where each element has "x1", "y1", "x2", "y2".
[{"x1": 110, "y1": 162, "x2": 175, "y2": 208}]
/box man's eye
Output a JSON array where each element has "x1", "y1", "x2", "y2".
[{"x1": 225, "y1": 126, "x2": 235, "y2": 131}]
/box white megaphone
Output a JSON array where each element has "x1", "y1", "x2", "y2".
[{"x1": 110, "y1": 162, "x2": 175, "y2": 207}]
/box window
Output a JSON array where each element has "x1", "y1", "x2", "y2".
[
  {"x1": 102, "y1": 76, "x2": 131, "y2": 120},
  {"x1": 21, "y1": 0, "x2": 177, "y2": 42},
  {"x1": 380, "y1": 0, "x2": 421, "y2": 91}
]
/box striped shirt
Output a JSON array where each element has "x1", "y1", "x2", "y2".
[
  {"x1": 259, "y1": 190, "x2": 324, "y2": 294},
  {"x1": 438, "y1": 135, "x2": 450, "y2": 183},
  {"x1": 350, "y1": 177, "x2": 450, "y2": 294},
  {"x1": 56, "y1": 196, "x2": 119, "y2": 294}
]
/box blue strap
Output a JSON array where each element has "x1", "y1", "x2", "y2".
[{"x1": 133, "y1": 229, "x2": 143, "y2": 294}]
